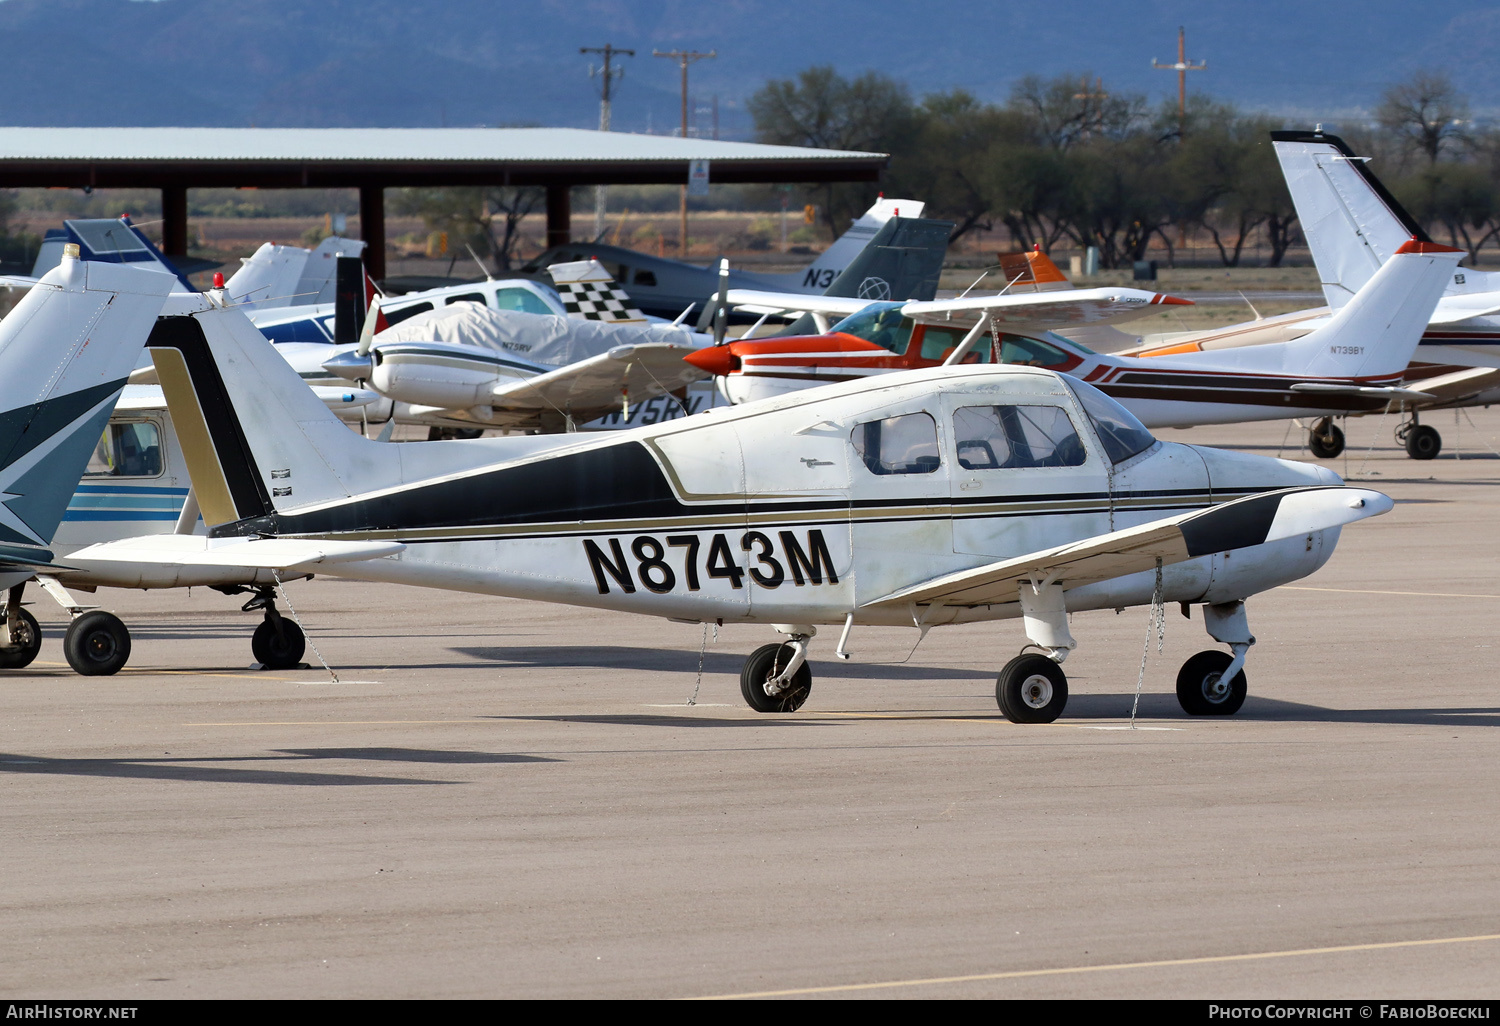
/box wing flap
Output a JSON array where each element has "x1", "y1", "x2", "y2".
[{"x1": 864, "y1": 486, "x2": 1391, "y2": 609}]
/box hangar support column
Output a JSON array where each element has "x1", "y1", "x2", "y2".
[
  {"x1": 360, "y1": 185, "x2": 386, "y2": 284},
  {"x1": 546, "y1": 184, "x2": 571, "y2": 249},
  {"x1": 161, "y1": 185, "x2": 188, "y2": 260}
]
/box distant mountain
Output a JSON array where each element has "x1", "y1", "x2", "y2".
[{"x1": 0, "y1": 0, "x2": 1495, "y2": 135}]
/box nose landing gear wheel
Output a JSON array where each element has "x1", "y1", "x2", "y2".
[
  {"x1": 252, "y1": 617, "x2": 306, "y2": 670},
  {"x1": 64, "y1": 611, "x2": 131, "y2": 676},
  {"x1": 1404, "y1": 423, "x2": 1441, "y2": 460},
  {"x1": 740, "y1": 642, "x2": 812, "y2": 712},
  {"x1": 996, "y1": 654, "x2": 1068, "y2": 723},
  {"x1": 1176, "y1": 650, "x2": 1247, "y2": 716},
  {"x1": 0, "y1": 608, "x2": 42, "y2": 669},
  {"x1": 1308, "y1": 419, "x2": 1345, "y2": 459}
]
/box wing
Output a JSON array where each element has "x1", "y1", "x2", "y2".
[
  {"x1": 65, "y1": 534, "x2": 404, "y2": 573},
  {"x1": 488, "y1": 342, "x2": 707, "y2": 419},
  {"x1": 1430, "y1": 294, "x2": 1500, "y2": 325},
  {"x1": 864, "y1": 486, "x2": 1391, "y2": 610},
  {"x1": 1402, "y1": 366, "x2": 1500, "y2": 403},
  {"x1": 900, "y1": 287, "x2": 1192, "y2": 328},
  {"x1": 723, "y1": 289, "x2": 869, "y2": 319}
]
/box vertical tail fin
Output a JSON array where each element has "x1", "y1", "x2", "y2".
[
  {"x1": 1277, "y1": 240, "x2": 1462, "y2": 380},
  {"x1": 548, "y1": 259, "x2": 648, "y2": 323},
  {"x1": 784, "y1": 196, "x2": 928, "y2": 290},
  {"x1": 0, "y1": 254, "x2": 174, "y2": 566},
  {"x1": 1271, "y1": 130, "x2": 1432, "y2": 311}
]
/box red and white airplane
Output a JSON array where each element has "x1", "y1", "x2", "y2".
[{"x1": 686, "y1": 242, "x2": 1463, "y2": 431}]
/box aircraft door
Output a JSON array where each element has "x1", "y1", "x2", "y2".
[
  {"x1": 735, "y1": 417, "x2": 852, "y2": 620},
  {"x1": 647, "y1": 424, "x2": 751, "y2": 621},
  {"x1": 944, "y1": 391, "x2": 1110, "y2": 559}
]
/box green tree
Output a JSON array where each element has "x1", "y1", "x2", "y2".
[
  {"x1": 1377, "y1": 71, "x2": 1470, "y2": 165},
  {"x1": 748, "y1": 66, "x2": 915, "y2": 236}
]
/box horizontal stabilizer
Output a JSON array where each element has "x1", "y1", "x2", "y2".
[
  {"x1": 66, "y1": 534, "x2": 404, "y2": 573},
  {"x1": 865, "y1": 486, "x2": 1391, "y2": 609},
  {"x1": 1288, "y1": 382, "x2": 1436, "y2": 401}
]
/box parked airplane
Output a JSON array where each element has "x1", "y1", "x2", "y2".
[
  {"x1": 73, "y1": 287, "x2": 1392, "y2": 721},
  {"x1": 25, "y1": 217, "x2": 199, "y2": 291},
  {"x1": 519, "y1": 196, "x2": 932, "y2": 320},
  {"x1": 688, "y1": 240, "x2": 1461, "y2": 436},
  {"x1": 222, "y1": 235, "x2": 366, "y2": 311},
  {"x1": 1265, "y1": 129, "x2": 1500, "y2": 459},
  {"x1": 315, "y1": 215, "x2": 954, "y2": 433},
  {"x1": 0, "y1": 247, "x2": 175, "y2": 671}
]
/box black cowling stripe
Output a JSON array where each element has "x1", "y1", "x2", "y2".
[
  {"x1": 1178, "y1": 491, "x2": 1288, "y2": 558},
  {"x1": 148, "y1": 316, "x2": 274, "y2": 522}
]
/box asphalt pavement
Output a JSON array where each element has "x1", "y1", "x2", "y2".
[{"x1": 3, "y1": 411, "x2": 1499, "y2": 999}]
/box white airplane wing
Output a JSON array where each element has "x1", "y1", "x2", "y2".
[
  {"x1": 901, "y1": 287, "x2": 1191, "y2": 328},
  {"x1": 1429, "y1": 294, "x2": 1500, "y2": 325},
  {"x1": 1398, "y1": 366, "x2": 1500, "y2": 403},
  {"x1": 723, "y1": 290, "x2": 869, "y2": 319},
  {"x1": 489, "y1": 342, "x2": 708, "y2": 418},
  {"x1": 864, "y1": 487, "x2": 1391, "y2": 610},
  {"x1": 66, "y1": 534, "x2": 405, "y2": 573}
]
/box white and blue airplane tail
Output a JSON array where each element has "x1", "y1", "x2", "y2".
[{"x1": 0, "y1": 251, "x2": 175, "y2": 588}]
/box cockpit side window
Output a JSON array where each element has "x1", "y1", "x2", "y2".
[
  {"x1": 851, "y1": 412, "x2": 941, "y2": 475},
  {"x1": 829, "y1": 304, "x2": 913, "y2": 353},
  {"x1": 952, "y1": 405, "x2": 1087, "y2": 469},
  {"x1": 996, "y1": 334, "x2": 1076, "y2": 370},
  {"x1": 919, "y1": 325, "x2": 992, "y2": 363}
]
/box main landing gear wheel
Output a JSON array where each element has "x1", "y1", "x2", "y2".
[
  {"x1": 1176, "y1": 650, "x2": 1247, "y2": 716},
  {"x1": 0, "y1": 608, "x2": 42, "y2": 669},
  {"x1": 63, "y1": 611, "x2": 131, "y2": 676},
  {"x1": 1405, "y1": 423, "x2": 1441, "y2": 460},
  {"x1": 996, "y1": 654, "x2": 1068, "y2": 724},
  {"x1": 1308, "y1": 419, "x2": 1345, "y2": 459},
  {"x1": 252, "y1": 617, "x2": 306, "y2": 670},
  {"x1": 740, "y1": 642, "x2": 812, "y2": 713}
]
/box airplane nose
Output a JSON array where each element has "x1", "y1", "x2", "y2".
[
  {"x1": 321, "y1": 349, "x2": 374, "y2": 381},
  {"x1": 683, "y1": 345, "x2": 738, "y2": 377}
]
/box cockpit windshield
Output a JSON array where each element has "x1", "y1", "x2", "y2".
[
  {"x1": 1063, "y1": 377, "x2": 1157, "y2": 464},
  {"x1": 829, "y1": 303, "x2": 913, "y2": 354}
]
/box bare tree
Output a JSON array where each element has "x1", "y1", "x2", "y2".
[{"x1": 1377, "y1": 71, "x2": 1470, "y2": 164}]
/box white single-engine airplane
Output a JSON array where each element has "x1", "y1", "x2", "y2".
[
  {"x1": 689, "y1": 239, "x2": 1462, "y2": 437},
  {"x1": 71, "y1": 284, "x2": 1394, "y2": 721}
]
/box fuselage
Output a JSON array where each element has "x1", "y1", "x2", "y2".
[
  {"x1": 697, "y1": 314, "x2": 1414, "y2": 428},
  {"x1": 220, "y1": 365, "x2": 1343, "y2": 628}
]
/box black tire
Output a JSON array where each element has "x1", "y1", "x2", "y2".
[
  {"x1": 739, "y1": 642, "x2": 812, "y2": 713},
  {"x1": 63, "y1": 611, "x2": 131, "y2": 676},
  {"x1": 1405, "y1": 424, "x2": 1441, "y2": 460},
  {"x1": 1175, "y1": 650, "x2": 1247, "y2": 716},
  {"x1": 0, "y1": 608, "x2": 42, "y2": 669},
  {"x1": 252, "y1": 617, "x2": 306, "y2": 670},
  {"x1": 1308, "y1": 422, "x2": 1345, "y2": 459},
  {"x1": 995, "y1": 654, "x2": 1068, "y2": 724}
]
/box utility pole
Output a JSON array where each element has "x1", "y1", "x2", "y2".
[
  {"x1": 653, "y1": 48, "x2": 716, "y2": 256},
  {"x1": 1152, "y1": 26, "x2": 1207, "y2": 137},
  {"x1": 1072, "y1": 76, "x2": 1108, "y2": 140},
  {"x1": 582, "y1": 44, "x2": 635, "y2": 241}
]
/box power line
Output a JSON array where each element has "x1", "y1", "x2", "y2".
[
  {"x1": 581, "y1": 44, "x2": 635, "y2": 241},
  {"x1": 1152, "y1": 26, "x2": 1207, "y2": 135},
  {"x1": 653, "y1": 48, "x2": 716, "y2": 256}
]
